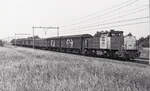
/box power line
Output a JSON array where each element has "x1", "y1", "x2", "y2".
[
  {"x1": 88, "y1": 6, "x2": 148, "y2": 27},
  {"x1": 60, "y1": 0, "x2": 140, "y2": 28},
  {"x1": 62, "y1": 16, "x2": 149, "y2": 31},
  {"x1": 68, "y1": 0, "x2": 136, "y2": 22},
  {"x1": 101, "y1": 16, "x2": 149, "y2": 25},
  {"x1": 100, "y1": 21, "x2": 149, "y2": 29},
  {"x1": 60, "y1": 0, "x2": 138, "y2": 27},
  {"x1": 61, "y1": 5, "x2": 148, "y2": 29},
  {"x1": 64, "y1": 21, "x2": 149, "y2": 33}
]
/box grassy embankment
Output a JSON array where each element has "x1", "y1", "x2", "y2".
[{"x1": 0, "y1": 46, "x2": 150, "y2": 91}]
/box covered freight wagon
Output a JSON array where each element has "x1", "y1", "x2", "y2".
[
  {"x1": 47, "y1": 37, "x2": 61, "y2": 51},
  {"x1": 60, "y1": 34, "x2": 92, "y2": 53},
  {"x1": 23, "y1": 39, "x2": 33, "y2": 47},
  {"x1": 34, "y1": 39, "x2": 48, "y2": 49}
]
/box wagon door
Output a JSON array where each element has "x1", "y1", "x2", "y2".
[{"x1": 83, "y1": 38, "x2": 88, "y2": 48}]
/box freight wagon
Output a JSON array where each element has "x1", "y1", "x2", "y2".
[
  {"x1": 47, "y1": 37, "x2": 60, "y2": 51},
  {"x1": 34, "y1": 39, "x2": 48, "y2": 49},
  {"x1": 60, "y1": 34, "x2": 92, "y2": 53}
]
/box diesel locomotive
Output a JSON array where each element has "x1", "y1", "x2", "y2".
[{"x1": 11, "y1": 30, "x2": 140, "y2": 60}]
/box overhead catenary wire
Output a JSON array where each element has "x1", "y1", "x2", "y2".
[
  {"x1": 60, "y1": 0, "x2": 139, "y2": 28},
  {"x1": 61, "y1": 5, "x2": 149, "y2": 29},
  {"x1": 59, "y1": 0, "x2": 148, "y2": 36},
  {"x1": 86, "y1": 5, "x2": 149, "y2": 27},
  {"x1": 63, "y1": 21, "x2": 149, "y2": 33},
  {"x1": 60, "y1": 0, "x2": 140, "y2": 28},
  {"x1": 64, "y1": 0, "x2": 136, "y2": 23},
  {"x1": 61, "y1": 16, "x2": 149, "y2": 31}
]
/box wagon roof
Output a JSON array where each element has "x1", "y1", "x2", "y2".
[
  {"x1": 46, "y1": 37, "x2": 61, "y2": 39},
  {"x1": 60, "y1": 34, "x2": 92, "y2": 38},
  {"x1": 46, "y1": 34, "x2": 92, "y2": 39}
]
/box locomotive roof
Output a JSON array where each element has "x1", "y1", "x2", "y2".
[{"x1": 12, "y1": 34, "x2": 92, "y2": 41}]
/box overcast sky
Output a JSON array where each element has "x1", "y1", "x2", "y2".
[{"x1": 0, "y1": 0, "x2": 149, "y2": 40}]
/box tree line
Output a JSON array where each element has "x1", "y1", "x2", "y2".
[{"x1": 137, "y1": 35, "x2": 150, "y2": 48}]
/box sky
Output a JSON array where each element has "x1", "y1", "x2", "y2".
[{"x1": 0, "y1": 0, "x2": 149, "y2": 41}]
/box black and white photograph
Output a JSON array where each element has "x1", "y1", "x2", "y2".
[{"x1": 0, "y1": 0, "x2": 150, "y2": 91}]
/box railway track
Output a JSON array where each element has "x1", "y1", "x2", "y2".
[
  {"x1": 9, "y1": 45, "x2": 150, "y2": 66},
  {"x1": 133, "y1": 58, "x2": 149, "y2": 65},
  {"x1": 39, "y1": 47, "x2": 149, "y2": 65}
]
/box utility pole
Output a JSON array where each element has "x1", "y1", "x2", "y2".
[
  {"x1": 148, "y1": 0, "x2": 150, "y2": 64},
  {"x1": 57, "y1": 27, "x2": 59, "y2": 37},
  {"x1": 32, "y1": 26, "x2": 59, "y2": 49}
]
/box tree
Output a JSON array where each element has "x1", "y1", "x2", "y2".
[{"x1": 137, "y1": 35, "x2": 150, "y2": 48}]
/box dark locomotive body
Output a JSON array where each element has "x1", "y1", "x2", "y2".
[
  {"x1": 11, "y1": 30, "x2": 140, "y2": 60},
  {"x1": 84, "y1": 31, "x2": 124, "y2": 57}
]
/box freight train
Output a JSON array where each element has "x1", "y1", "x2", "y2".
[{"x1": 11, "y1": 30, "x2": 140, "y2": 60}]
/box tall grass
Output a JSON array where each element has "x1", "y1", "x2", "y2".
[{"x1": 0, "y1": 47, "x2": 150, "y2": 91}]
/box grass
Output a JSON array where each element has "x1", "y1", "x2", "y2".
[{"x1": 0, "y1": 46, "x2": 150, "y2": 91}]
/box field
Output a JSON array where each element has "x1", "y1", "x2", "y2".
[{"x1": 0, "y1": 46, "x2": 150, "y2": 91}]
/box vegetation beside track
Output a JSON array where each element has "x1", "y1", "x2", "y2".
[{"x1": 0, "y1": 46, "x2": 150, "y2": 91}]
